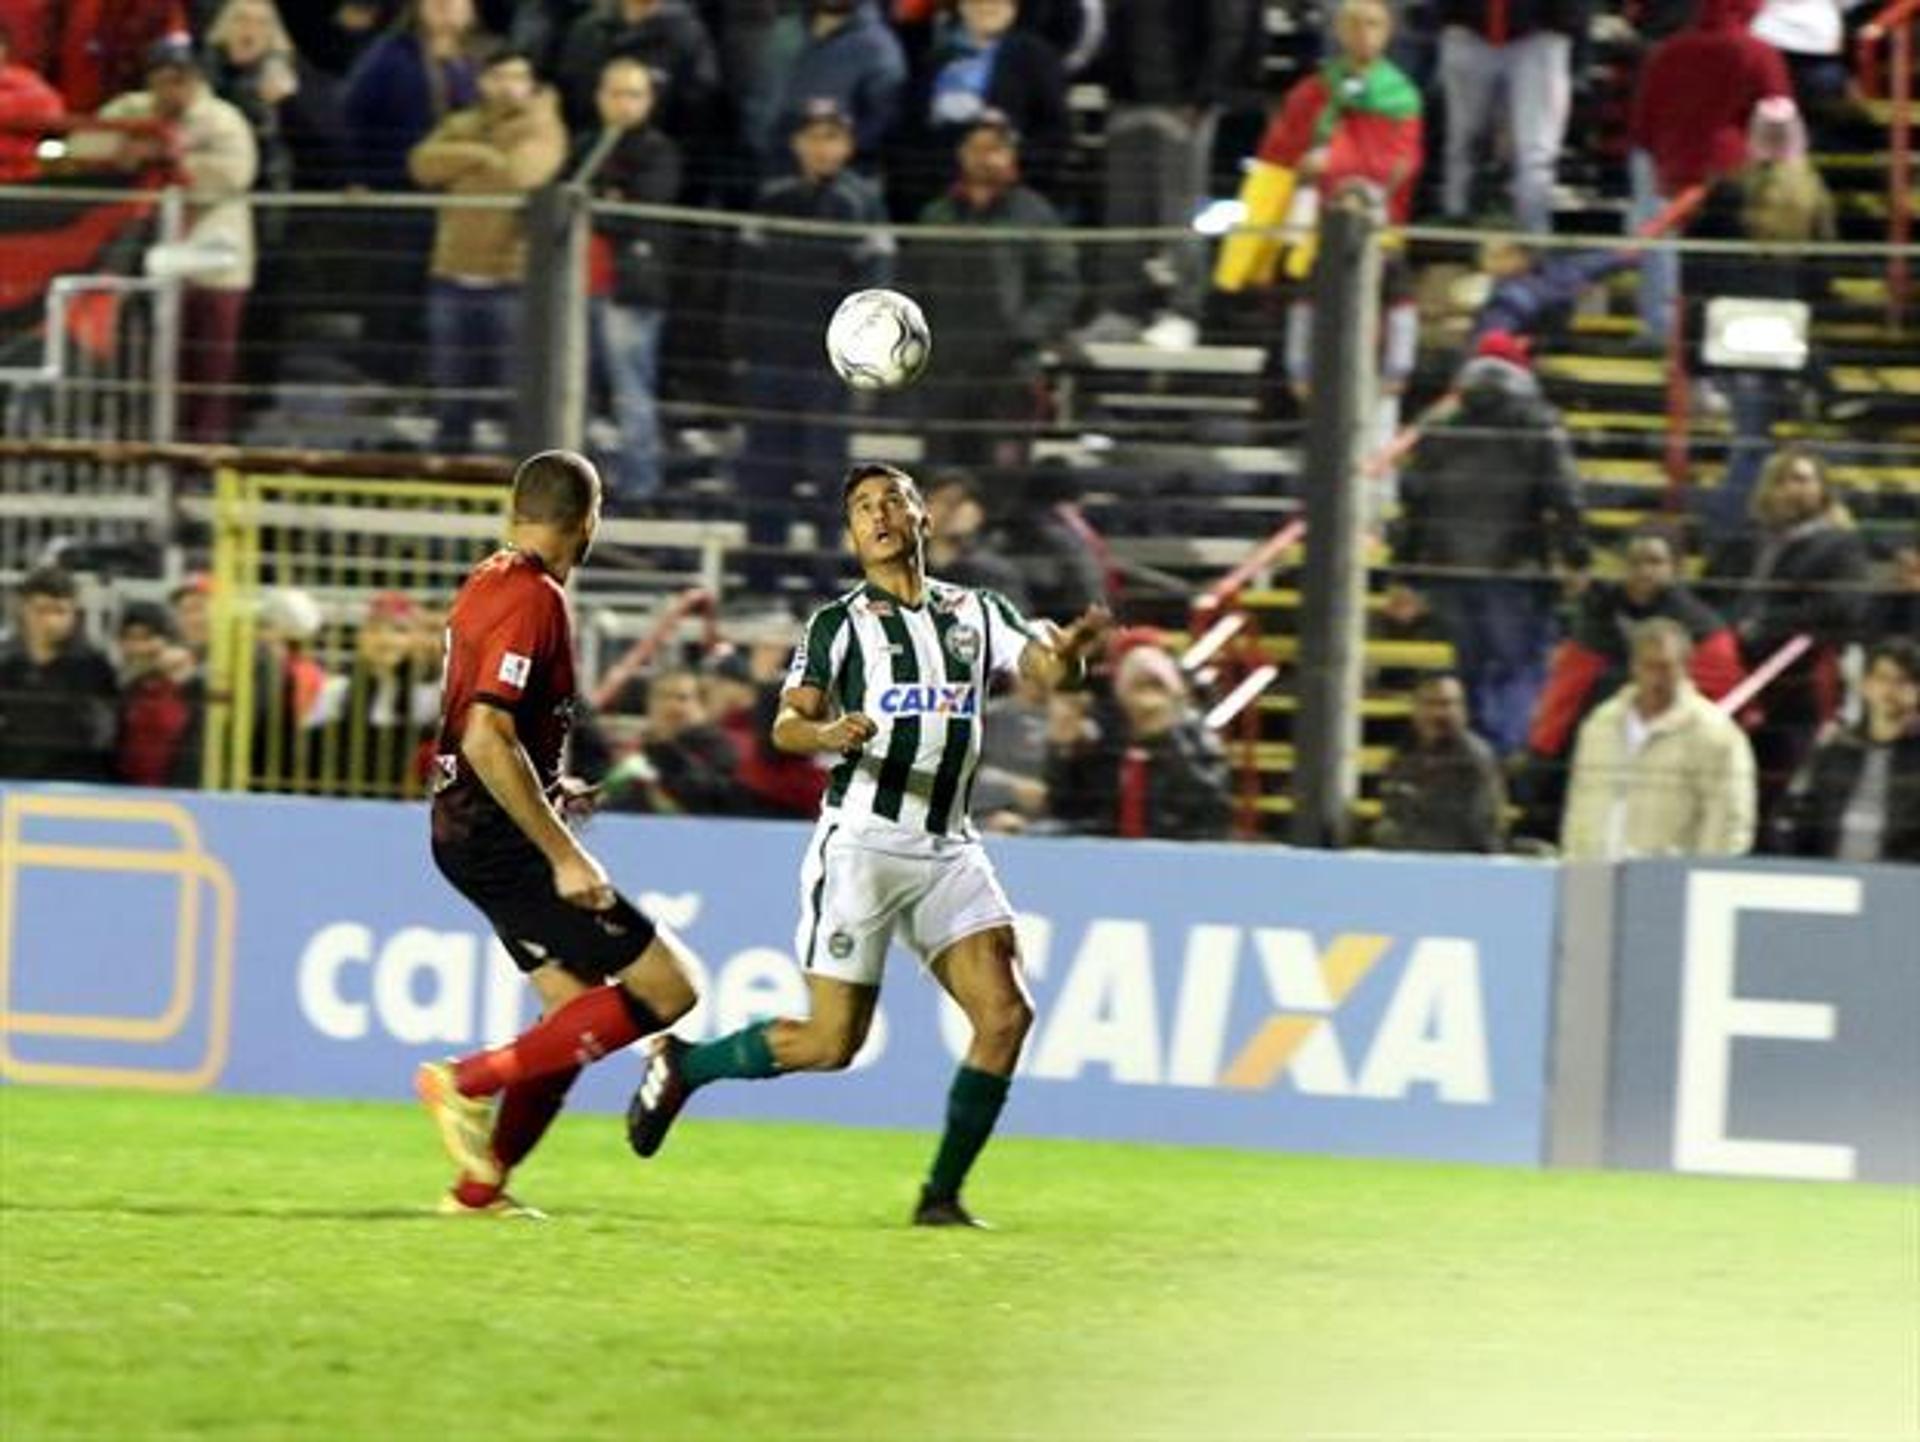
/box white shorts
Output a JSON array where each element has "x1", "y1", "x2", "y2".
[{"x1": 793, "y1": 824, "x2": 1016, "y2": 988}]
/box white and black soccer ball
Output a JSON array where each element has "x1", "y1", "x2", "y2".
[{"x1": 825, "y1": 288, "x2": 932, "y2": 392}]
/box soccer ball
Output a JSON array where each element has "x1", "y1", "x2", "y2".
[{"x1": 825, "y1": 288, "x2": 932, "y2": 392}]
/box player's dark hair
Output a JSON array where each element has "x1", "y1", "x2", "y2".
[
  {"x1": 19, "y1": 565, "x2": 76, "y2": 601},
  {"x1": 511, "y1": 450, "x2": 601, "y2": 528},
  {"x1": 841, "y1": 462, "x2": 921, "y2": 516},
  {"x1": 1867, "y1": 637, "x2": 1920, "y2": 684}
]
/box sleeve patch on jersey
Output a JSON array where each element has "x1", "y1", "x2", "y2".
[{"x1": 497, "y1": 651, "x2": 532, "y2": 688}]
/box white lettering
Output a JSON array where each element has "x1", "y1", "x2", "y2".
[
  {"x1": 1166, "y1": 925, "x2": 1242, "y2": 1086},
  {"x1": 1031, "y1": 920, "x2": 1162, "y2": 1084},
  {"x1": 1675, "y1": 871, "x2": 1857, "y2": 1180},
  {"x1": 1256, "y1": 929, "x2": 1336, "y2": 1011},
  {"x1": 298, "y1": 921, "x2": 373, "y2": 1040},
  {"x1": 373, "y1": 927, "x2": 477, "y2": 1046},
  {"x1": 1355, "y1": 938, "x2": 1490, "y2": 1103}
]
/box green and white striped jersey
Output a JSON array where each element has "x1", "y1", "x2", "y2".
[{"x1": 784, "y1": 578, "x2": 1036, "y2": 844}]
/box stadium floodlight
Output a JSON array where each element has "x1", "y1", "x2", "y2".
[{"x1": 1701, "y1": 297, "x2": 1810, "y2": 371}]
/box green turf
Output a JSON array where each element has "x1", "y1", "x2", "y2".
[{"x1": 1, "y1": 1088, "x2": 1915, "y2": 1441}]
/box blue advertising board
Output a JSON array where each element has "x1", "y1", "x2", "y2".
[
  {"x1": 0, "y1": 784, "x2": 1561, "y2": 1164},
  {"x1": 1605, "y1": 858, "x2": 1920, "y2": 1184}
]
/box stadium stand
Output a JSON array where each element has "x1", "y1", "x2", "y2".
[{"x1": 1, "y1": 0, "x2": 1915, "y2": 861}]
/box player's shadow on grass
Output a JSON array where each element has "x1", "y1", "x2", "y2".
[{"x1": 0, "y1": 1199, "x2": 449, "y2": 1223}]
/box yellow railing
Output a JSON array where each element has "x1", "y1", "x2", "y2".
[{"x1": 204, "y1": 469, "x2": 508, "y2": 799}]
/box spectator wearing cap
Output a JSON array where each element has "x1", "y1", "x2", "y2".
[
  {"x1": 576, "y1": 55, "x2": 682, "y2": 504},
  {"x1": 555, "y1": 0, "x2": 718, "y2": 144},
  {"x1": 729, "y1": 97, "x2": 889, "y2": 572},
  {"x1": 908, "y1": 110, "x2": 1079, "y2": 470},
  {"x1": 409, "y1": 48, "x2": 567, "y2": 453},
  {"x1": 101, "y1": 41, "x2": 258, "y2": 442},
  {"x1": 1045, "y1": 643, "x2": 1232, "y2": 841},
  {"x1": 1393, "y1": 345, "x2": 1588, "y2": 756},
  {"x1": 1561, "y1": 618, "x2": 1757, "y2": 859},
  {"x1": 1088, "y1": 0, "x2": 1253, "y2": 347},
  {"x1": 761, "y1": 0, "x2": 906, "y2": 172},
  {"x1": 322, "y1": 590, "x2": 439, "y2": 796},
  {"x1": 0, "y1": 22, "x2": 63, "y2": 182},
  {"x1": 894, "y1": 0, "x2": 1069, "y2": 216},
  {"x1": 1625, "y1": 0, "x2": 1790, "y2": 344},
  {"x1": 1374, "y1": 673, "x2": 1508, "y2": 853},
  {"x1": 0, "y1": 567, "x2": 118, "y2": 782},
  {"x1": 114, "y1": 601, "x2": 203, "y2": 788},
  {"x1": 0, "y1": 0, "x2": 187, "y2": 113},
  {"x1": 1771, "y1": 639, "x2": 1920, "y2": 862},
  {"x1": 1436, "y1": 0, "x2": 1588, "y2": 233}
]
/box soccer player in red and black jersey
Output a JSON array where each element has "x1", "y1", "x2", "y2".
[{"x1": 417, "y1": 449, "x2": 698, "y2": 1217}]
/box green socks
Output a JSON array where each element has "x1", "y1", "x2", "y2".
[
  {"x1": 682, "y1": 1021, "x2": 781, "y2": 1092},
  {"x1": 925, "y1": 1065, "x2": 1012, "y2": 1201}
]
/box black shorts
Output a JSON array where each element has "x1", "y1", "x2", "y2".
[{"x1": 433, "y1": 832, "x2": 658, "y2": 981}]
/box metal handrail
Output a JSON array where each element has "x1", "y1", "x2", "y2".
[
  {"x1": 1858, "y1": 0, "x2": 1917, "y2": 328},
  {"x1": 1716, "y1": 633, "x2": 1814, "y2": 717},
  {"x1": 1189, "y1": 517, "x2": 1307, "y2": 622}
]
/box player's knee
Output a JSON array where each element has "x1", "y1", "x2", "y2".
[{"x1": 972, "y1": 993, "x2": 1033, "y2": 1054}]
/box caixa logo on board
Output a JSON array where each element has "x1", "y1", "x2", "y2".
[
  {"x1": 1000, "y1": 917, "x2": 1493, "y2": 1103},
  {"x1": 294, "y1": 907, "x2": 1491, "y2": 1105}
]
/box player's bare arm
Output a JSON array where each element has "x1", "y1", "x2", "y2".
[
  {"x1": 771, "y1": 684, "x2": 877, "y2": 756},
  {"x1": 1019, "y1": 605, "x2": 1114, "y2": 691},
  {"x1": 461, "y1": 701, "x2": 612, "y2": 908}
]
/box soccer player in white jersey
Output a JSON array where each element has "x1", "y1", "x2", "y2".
[{"x1": 626, "y1": 462, "x2": 1109, "y2": 1226}]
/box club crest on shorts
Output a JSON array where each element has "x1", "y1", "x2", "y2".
[
  {"x1": 945, "y1": 623, "x2": 981, "y2": 666},
  {"x1": 827, "y1": 930, "x2": 855, "y2": 960}
]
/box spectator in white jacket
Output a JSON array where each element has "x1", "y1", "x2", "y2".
[
  {"x1": 1561, "y1": 618, "x2": 1758, "y2": 859},
  {"x1": 103, "y1": 39, "x2": 258, "y2": 442}
]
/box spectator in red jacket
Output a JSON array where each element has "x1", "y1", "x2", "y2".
[
  {"x1": 707, "y1": 647, "x2": 828, "y2": 819},
  {"x1": 114, "y1": 600, "x2": 202, "y2": 788},
  {"x1": 1530, "y1": 526, "x2": 1744, "y2": 758},
  {"x1": 0, "y1": 22, "x2": 62, "y2": 182},
  {"x1": 1626, "y1": 0, "x2": 1790, "y2": 342},
  {"x1": 1257, "y1": 0, "x2": 1424, "y2": 225}
]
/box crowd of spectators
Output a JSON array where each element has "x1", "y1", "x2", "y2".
[{"x1": 1, "y1": 0, "x2": 1913, "y2": 864}]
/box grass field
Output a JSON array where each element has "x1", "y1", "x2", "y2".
[{"x1": 2, "y1": 1088, "x2": 1915, "y2": 1441}]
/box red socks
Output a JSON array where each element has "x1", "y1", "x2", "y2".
[{"x1": 453, "y1": 985, "x2": 659, "y2": 1098}]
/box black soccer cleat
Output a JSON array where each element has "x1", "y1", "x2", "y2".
[
  {"x1": 912, "y1": 1186, "x2": 990, "y2": 1229},
  {"x1": 625, "y1": 1036, "x2": 690, "y2": 1158}
]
